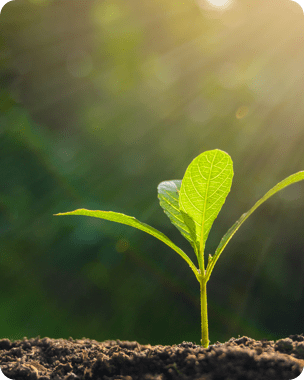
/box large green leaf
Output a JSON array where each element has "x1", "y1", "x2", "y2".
[
  {"x1": 54, "y1": 208, "x2": 200, "y2": 281},
  {"x1": 157, "y1": 180, "x2": 199, "y2": 255},
  {"x1": 179, "y1": 150, "x2": 234, "y2": 262},
  {"x1": 206, "y1": 170, "x2": 304, "y2": 282}
]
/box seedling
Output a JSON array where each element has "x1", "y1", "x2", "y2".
[{"x1": 54, "y1": 149, "x2": 304, "y2": 348}]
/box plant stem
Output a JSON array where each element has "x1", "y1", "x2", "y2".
[{"x1": 200, "y1": 278, "x2": 209, "y2": 348}]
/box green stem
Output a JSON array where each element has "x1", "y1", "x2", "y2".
[{"x1": 200, "y1": 278, "x2": 209, "y2": 348}]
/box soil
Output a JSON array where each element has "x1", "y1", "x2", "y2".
[{"x1": 0, "y1": 335, "x2": 303, "y2": 380}]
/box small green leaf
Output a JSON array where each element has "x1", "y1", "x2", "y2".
[
  {"x1": 54, "y1": 208, "x2": 200, "y2": 281},
  {"x1": 206, "y1": 170, "x2": 304, "y2": 281},
  {"x1": 157, "y1": 180, "x2": 199, "y2": 255},
  {"x1": 179, "y1": 150, "x2": 234, "y2": 263}
]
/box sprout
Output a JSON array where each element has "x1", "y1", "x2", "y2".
[{"x1": 55, "y1": 149, "x2": 304, "y2": 348}]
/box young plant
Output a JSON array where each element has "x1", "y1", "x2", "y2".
[{"x1": 54, "y1": 149, "x2": 304, "y2": 348}]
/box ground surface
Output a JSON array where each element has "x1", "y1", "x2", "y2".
[{"x1": 0, "y1": 335, "x2": 303, "y2": 380}]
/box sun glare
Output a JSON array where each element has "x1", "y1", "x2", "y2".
[{"x1": 205, "y1": 0, "x2": 233, "y2": 9}]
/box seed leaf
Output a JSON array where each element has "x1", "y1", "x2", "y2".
[
  {"x1": 206, "y1": 170, "x2": 304, "y2": 281},
  {"x1": 179, "y1": 149, "x2": 234, "y2": 257},
  {"x1": 54, "y1": 208, "x2": 200, "y2": 281},
  {"x1": 157, "y1": 180, "x2": 199, "y2": 254}
]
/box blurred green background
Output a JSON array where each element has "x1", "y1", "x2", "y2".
[{"x1": 0, "y1": 0, "x2": 304, "y2": 346}]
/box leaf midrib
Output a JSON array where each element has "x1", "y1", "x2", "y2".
[{"x1": 199, "y1": 152, "x2": 217, "y2": 253}]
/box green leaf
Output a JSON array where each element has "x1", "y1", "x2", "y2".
[
  {"x1": 54, "y1": 208, "x2": 200, "y2": 281},
  {"x1": 206, "y1": 170, "x2": 304, "y2": 282},
  {"x1": 157, "y1": 180, "x2": 199, "y2": 255},
  {"x1": 179, "y1": 149, "x2": 234, "y2": 263}
]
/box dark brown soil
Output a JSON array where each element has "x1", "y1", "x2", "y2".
[{"x1": 0, "y1": 335, "x2": 303, "y2": 380}]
